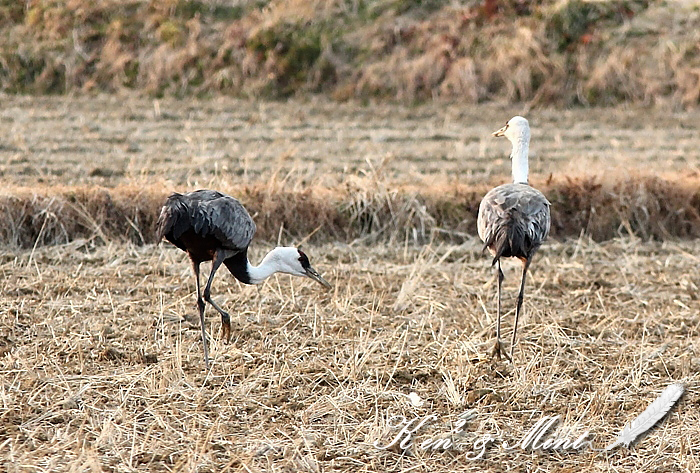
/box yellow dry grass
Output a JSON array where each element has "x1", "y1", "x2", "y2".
[
  {"x1": 1, "y1": 96, "x2": 700, "y2": 248},
  {"x1": 2, "y1": 95, "x2": 699, "y2": 190},
  {"x1": 3, "y1": 171, "x2": 700, "y2": 249}
]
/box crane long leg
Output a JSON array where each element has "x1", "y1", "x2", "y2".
[
  {"x1": 496, "y1": 260, "x2": 503, "y2": 343},
  {"x1": 192, "y1": 261, "x2": 210, "y2": 370},
  {"x1": 203, "y1": 251, "x2": 232, "y2": 343},
  {"x1": 510, "y1": 258, "x2": 531, "y2": 360},
  {"x1": 491, "y1": 260, "x2": 510, "y2": 361}
]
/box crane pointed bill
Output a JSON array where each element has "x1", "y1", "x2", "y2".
[
  {"x1": 492, "y1": 124, "x2": 508, "y2": 137},
  {"x1": 305, "y1": 266, "x2": 332, "y2": 289}
]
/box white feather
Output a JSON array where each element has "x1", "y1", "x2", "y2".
[
  {"x1": 606, "y1": 383, "x2": 685, "y2": 451},
  {"x1": 408, "y1": 392, "x2": 424, "y2": 407}
]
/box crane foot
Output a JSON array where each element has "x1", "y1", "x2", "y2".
[{"x1": 491, "y1": 339, "x2": 512, "y2": 362}]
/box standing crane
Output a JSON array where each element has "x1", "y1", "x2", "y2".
[
  {"x1": 477, "y1": 116, "x2": 551, "y2": 360},
  {"x1": 156, "y1": 189, "x2": 332, "y2": 369}
]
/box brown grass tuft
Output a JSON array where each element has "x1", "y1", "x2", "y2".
[{"x1": 0, "y1": 185, "x2": 164, "y2": 248}]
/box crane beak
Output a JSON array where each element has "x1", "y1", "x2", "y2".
[
  {"x1": 305, "y1": 266, "x2": 332, "y2": 289},
  {"x1": 492, "y1": 124, "x2": 507, "y2": 137}
]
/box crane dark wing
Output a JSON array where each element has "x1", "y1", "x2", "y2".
[
  {"x1": 194, "y1": 195, "x2": 256, "y2": 250},
  {"x1": 478, "y1": 183, "x2": 550, "y2": 262},
  {"x1": 156, "y1": 190, "x2": 256, "y2": 252}
]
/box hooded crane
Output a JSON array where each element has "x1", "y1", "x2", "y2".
[
  {"x1": 477, "y1": 116, "x2": 551, "y2": 361},
  {"x1": 156, "y1": 189, "x2": 332, "y2": 369}
]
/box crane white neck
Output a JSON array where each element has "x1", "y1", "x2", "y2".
[
  {"x1": 241, "y1": 247, "x2": 304, "y2": 285},
  {"x1": 245, "y1": 260, "x2": 279, "y2": 284},
  {"x1": 510, "y1": 137, "x2": 529, "y2": 184}
]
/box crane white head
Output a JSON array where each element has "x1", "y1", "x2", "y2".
[
  {"x1": 492, "y1": 116, "x2": 530, "y2": 144},
  {"x1": 255, "y1": 247, "x2": 332, "y2": 288},
  {"x1": 493, "y1": 116, "x2": 531, "y2": 184}
]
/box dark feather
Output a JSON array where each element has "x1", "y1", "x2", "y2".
[{"x1": 156, "y1": 190, "x2": 256, "y2": 261}]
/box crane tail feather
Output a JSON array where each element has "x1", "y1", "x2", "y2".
[{"x1": 485, "y1": 217, "x2": 529, "y2": 266}]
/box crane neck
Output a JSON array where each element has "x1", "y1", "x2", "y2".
[
  {"x1": 246, "y1": 255, "x2": 282, "y2": 284},
  {"x1": 225, "y1": 247, "x2": 297, "y2": 285},
  {"x1": 511, "y1": 137, "x2": 529, "y2": 184}
]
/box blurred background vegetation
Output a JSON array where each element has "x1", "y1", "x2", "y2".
[{"x1": 0, "y1": 0, "x2": 698, "y2": 106}]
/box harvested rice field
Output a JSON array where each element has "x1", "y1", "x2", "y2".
[
  {"x1": 1, "y1": 96, "x2": 699, "y2": 472},
  {"x1": 2, "y1": 96, "x2": 700, "y2": 189}
]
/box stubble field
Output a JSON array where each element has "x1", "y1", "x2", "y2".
[{"x1": 1, "y1": 96, "x2": 699, "y2": 472}]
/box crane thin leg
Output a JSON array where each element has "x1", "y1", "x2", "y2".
[
  {"x1": 491, "y1": 260, "x2": 509, "y2": 361},
  {"x1": 192, "y1": 261, "x2": 210, "y2": 370},
  {"x1": 510, "y1": 258, "x2": 531, "y2": 360},
  {"x1": 203, "y1": 251, "x2": 232, "y2": 343},
  {"x1": 496, "y1": 260, "x2": 503, "y2": 343}
]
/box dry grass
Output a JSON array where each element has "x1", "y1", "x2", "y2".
[
  {"x1": 1, "y1": 1, "x2": 699, "y2": 106},
  {"x1": 3, "y1": 95, "x2": 700, "y2": 189},
  {"x1": 2, "y1": 173, "x2": 700, "y2": 248},
  {"x1": 1, "y1": 238, "x2": 698, "y2": 471},
  {"x1": 2, "y1": 95, "x2": 700, "y2": 248},
  {"x1": 0, "y1": 184, "x2": 164, "y2": 248}
]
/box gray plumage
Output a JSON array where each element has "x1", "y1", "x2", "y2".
[
  {"x1": 478, "y1": 183, "x2": 550, "y2": 265},
  {"x1": 478, "y1": 116, "x2": 551, "y2": 361}
]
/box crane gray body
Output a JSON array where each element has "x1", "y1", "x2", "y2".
[{"x1": 478, "y1": 183, "x2": 550, "y2": 264}]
